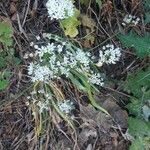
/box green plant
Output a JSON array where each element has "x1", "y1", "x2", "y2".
[
  {"x1": 60, "y1": 9, "x2": 81, "y2": 37},
  {"x1": 26, "y1": 33, "x2": 111, "y2": 140},
  {"x1": 144, "y1": 0, "x2": 150, "y2": 24},
  {"x1": 0, "y1": 22, "x2": 13, "y2": 47},
  {"x1": 0, "y1": 50, "x2": 21, "y2": 69},
  {"x1": 128, "y1": 117, "x2": 150, "y2": 150},
  {"x1": 123, "y1": 67, "x2": 150, "y2": 150},
  {"x1": 118, "y1": 32, "x2": 150, "y2": 58},
  {"x1": 0, "y1": 71, "x2": 11, "y2": 91},
  {"x1": 0, "y1": 21, "x2": 20, "y2": 91}
]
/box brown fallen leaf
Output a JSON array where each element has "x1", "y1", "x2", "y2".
[
  {"x1": 80, "y1": 14, "x2": 96, "y2": 47},
  {"x1": 81, "y1": 14, "x2": 96, "y2": 32},
  {"x1": 11, "y1": 13, "x2": 17, "y2": 21},
  {"x1": 82, "y1": 33, "x2": 95, "y2": 48},
  {"x1": 10, "y1": 2, "x2": 17, "y2": 14},
  {"x1": 101, "y1": 97, "x2": 128, "y2": 129}
]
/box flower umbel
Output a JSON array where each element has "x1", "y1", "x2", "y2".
[
  {"x1": 89, "y1": 73, "x2": 104, "y2": 86},
  {"x1": 58, "y1": 100, "x2": 74, "y2": 114},
  {"x1": 122, "y1": 14, "x2": 140, "y2": 26},
  {"x1": 96, "y1": 44, "x2": 121, "y2": 66},
  {"x1": 46, "y1": 0, "x2": 75, "y2": 20}
]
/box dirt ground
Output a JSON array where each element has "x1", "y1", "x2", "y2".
[{"x1": 0, "y1": 0, "x2": 149, "y2": 149}]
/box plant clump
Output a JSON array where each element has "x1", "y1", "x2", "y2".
[{"x1": 26, "y1": 34, "x2": 122, "y2": 115}]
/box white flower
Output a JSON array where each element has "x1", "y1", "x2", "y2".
[
  {"x1": 58, "y1": 100, "x2": 74, "y2": 114},
  {"x1": 29, "y1": 53, "x2": 34, "y2": 57},
  {"x1": 34, "y1": 45, "x2": 39, "y2": 49},
  {"x1": 43, "y1": 33, "x2": 51, "y2": 39},
  {"x1": 30, "y1": 90, "x2": 36, "y2": 95},
  {"x1": 30, "y1": 42, "x2": 34, "y2": 47},
  {"x1": 123, "y1": 14, "x2": 133, "y2": 24},
  {"x1": 25, "y1": 101, "x2": 30, "y2": 106},
  {"x1": 27, "y1": 96, "x2": 31, "y2": 100},
  {"x1": 89, "y1": 73, "x2": 104, "y2": 86},
  {"x1": 57, "y1": 44, "x2": 63, "y2": 53},
  {"x1": 23, "y1": 53, "x2": 29, "y2": 59},
  {"x1": 97, "y1": 44, "x2": 121, "y2": 66},
  {"x1": 132, "y1": 17, "x2": 140, "y2": 25},
  {"x1": 75, "y1": 48, "x2": 90, "y2": 67},
  {"x1": 36, "y1": 36, "x2": 40, "y2": 40},
  {"x1": 28, "y1": 64, "x2": 53, "y2": 82},
  {"x1": 122, "y1": 14, "x2": 140, "y2": 26},
  {"x1": 28, "y1": 62, "x2": 34, "y2": 75},
  {"x1": 46, "y1": 0, "x2": 75, "y2": 20},
  {"x1": 38, "y1": 89, "x2": 45, "y2": 94},
  {"x1": 69, "y1": 55, "x2": 77, "y2": 68},
  {"x1": 37, "y1": 100, "x2": 49, "y2": 113},
  {"x1": 59, "y1": 66, "x2": 70, "y2": 77},
  {"x1": 35, "y1": 43, "x2": 56, "y2": 60}
]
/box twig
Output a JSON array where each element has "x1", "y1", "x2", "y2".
[
  {"x1": 105, "y1": 86, "x2": 131, "y2": 98},
  {"x1": 22, "y1": 0, "x2": 31, "y2": 27},
  {"x1": 17, "y1": 13, "x2": 29, "y2": 40}
]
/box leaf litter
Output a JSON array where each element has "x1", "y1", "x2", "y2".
[{"x1": 0, "y1": 0, "x2": 149, "y2": 149}]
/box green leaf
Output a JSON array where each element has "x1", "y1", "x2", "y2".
[
  {"x1": 13, "y1": 57, "x2": 21, "y2": 65},
  {"x1": 60, "y1": 9, "x2": 81, "y2": 37},
  {"x1": 0, "y1": 79, "x2": 9, "y2": 90},
  {"x1": 69, "y1": 73, "x2": 87, "y2": 92},
  {"x1": 96, "y1": 0, "x2": 102, "y2": 7},
  {"x1": 126, "y1": 90, "x2": 150, "y2": 118},
  {"x1": 144, "y1": 0, "x2": 150, "y2": 24},
  {"x1": 126, "y1": 98, "x2": 142, "y2": 116},
  {"x1": 129, "y1": 137, "x2": 146, "y2": 150},
  {"x1": 0, "y1": 56, "x2": 7, "y2": 69},
  {"x1": 118, "y1": 32, "x2": 150, "y2": 58},
  {"x1": 0, "y1": 22, "x2": 13, "y2": 47},
  {"x1": 145, "y1": 12, "x2": 150, "y2": 24},
  {"x1": 144, "y1": 0, "x2": 150, "y2": 11},
  {"x1": 124, "y1": 67, "x2": 150, "y2": 98},
  {"x1": 0, "y1": 22, "x2": 13, "y2": 36},
  {"x1": 128, "y1": 117, "x2": 150, "y2": 136},
  {"x1": 128, "y1": 117, "x2": 150, "y2": 150},
  {"x1": 2, "y1": 71, "x2": 12, "y2": 78}
]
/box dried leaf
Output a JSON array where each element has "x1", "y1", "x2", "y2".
[
  {"x1": 83, "y1": 34, "x2": 95, "y2": 48},
  {"x1": 81, "y1": 14, "x2": 96, "y2": 31}
]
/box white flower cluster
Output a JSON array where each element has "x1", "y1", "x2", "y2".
[
  {"x1": 26, "y1": 90, "x2": 52, "y2": 113},
  {"x1": 46, "y1": 0, "x2": 75, "y2": 20},
  {"x1": 58, "y1": 100, "x2": 74, "y2": 114},
  {"x1": 27, "y1": 40, "x2": 101, "y2": 84},
  {"x1": 27, "y1": 34, "x2": 122, "y2": 87},
  {"x1": 96, "y1": 44, "x2": 121, "y2": 66},
  {"x1": 27, "y1": 87, "x2": 75, "y2": 114},
  {"x1": 28, "y1": 63, "x2": 52, "y2": 82},
  {"x1": 122, "y1": 14, "x2": 140, "y2": 26},
  {"x1": 36, "y1": 99, "x2": 50, "y2": 113},
  {"x1": 89, "y1": 73, "x2": 104, "y2": 86}
]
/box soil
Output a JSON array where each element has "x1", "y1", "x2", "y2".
[{"x1": 0, "y1": 0, "x2": 148, "y2": 150}]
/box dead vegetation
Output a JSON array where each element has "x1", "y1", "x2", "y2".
[{"x1": 0, "y1": 0, "x2": 150, "y2": 150}]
